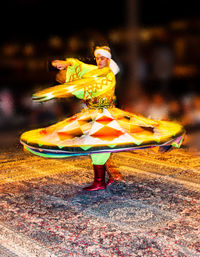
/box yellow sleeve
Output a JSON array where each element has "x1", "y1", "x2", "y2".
[{"x1": 65, "y1": 58, "x2": 97, "y2": 82}]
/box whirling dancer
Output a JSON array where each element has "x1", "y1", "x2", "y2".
[{"x1": 20, "y1": 46, "x2": 185, "y2": 191}]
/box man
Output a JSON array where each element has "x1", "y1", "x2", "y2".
[
  {"x1": 21, "y1": 46, "x2": 184, "y2": 193},
  {"x1": 52, "y1": 46, "x2": 120, "y2": 191}
]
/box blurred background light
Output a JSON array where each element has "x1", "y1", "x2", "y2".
[{"x1": 0, "y1": 0, "x2": 200, "y2": 150}]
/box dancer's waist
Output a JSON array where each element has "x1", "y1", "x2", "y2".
[{"x1": 85, "y1": 97, "x2": 115, "y2": 109}]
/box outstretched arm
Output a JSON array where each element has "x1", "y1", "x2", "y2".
[
  {"x1": 52, "y1": 58, "x2": 97, "y2": 83},
  {"x1": 32, "y1": 67, "x2": 110, "y2": 102},
  {"x1": 51, "y1": 60, "x2": 72, "y2": 70},
  {"x1": 32, "y1": 77, "x2": 95, "y2": 102}
]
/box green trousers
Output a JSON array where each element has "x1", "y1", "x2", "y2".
[{"x1": 91, "y1": 153, "x2": 111, "y2": 165}]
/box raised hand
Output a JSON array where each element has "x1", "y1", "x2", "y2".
[{"x1": 51, "y1": 60, "x2": 71, "y2": 70}]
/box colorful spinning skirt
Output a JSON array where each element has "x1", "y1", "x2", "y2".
[{"x1": 20, "y1": 107, "x2": 185, "y2": 158}]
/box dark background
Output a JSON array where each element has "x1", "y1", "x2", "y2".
[
  {"x1": 0, "y1": 0, "x2": 199, "y2": 41},
  {"x1": 0, "y1": 0, "x2": 200, "y2": 151}
]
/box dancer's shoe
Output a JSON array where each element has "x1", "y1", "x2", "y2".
[{"x1": 83, "y1": 164, "x2": 106, "y2": 191}]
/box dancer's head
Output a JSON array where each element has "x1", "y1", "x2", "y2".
[
  {"x1": 94, "y1": 46, "x2": 111, "y2": 69},
  {"x1": 94, "y1": 46, "x2": 120, "y2": 75}
]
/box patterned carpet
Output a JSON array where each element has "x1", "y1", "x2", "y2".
[{"x1": 0, "y1": 145, "x2": 200, "y2": 256}]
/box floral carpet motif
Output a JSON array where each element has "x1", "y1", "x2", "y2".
[{"x1": 0, "y1": 147, "x2": 200, "y2": 256}]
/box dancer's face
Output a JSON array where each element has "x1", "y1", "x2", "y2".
[{"x1": 95, "y1": 54, "x2": 110, "y2": 69}]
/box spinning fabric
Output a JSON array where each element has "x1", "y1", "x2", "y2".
[{"x1": 20, "y1": 58, "x2": 185, "y2": 159}]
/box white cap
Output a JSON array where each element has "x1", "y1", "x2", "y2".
[{"x1": 94, "y1": 46, "x2": 120, "y2": 75}]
